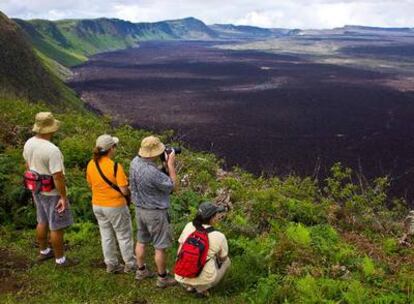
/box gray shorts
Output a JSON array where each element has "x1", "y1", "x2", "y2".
[
  {"x1": 33, "y1": 193, "x2": 73, "y2": 231},
  {"x1": 135, "y1": 207, "x2": 172, "y2": 249}
]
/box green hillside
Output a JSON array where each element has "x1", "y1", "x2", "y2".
[
  {"x1": 0, "y1": 12, "x2": 79, "y2": 107},
  {"x1": 13, "y1": 17, "x2": 217, "y2": 67},
  {"x1": 14, "y1": 18, "x2": 87, "y2": 67},
  {"x1": 1, "y1": 11, "x2": 414, "y2": 304}
]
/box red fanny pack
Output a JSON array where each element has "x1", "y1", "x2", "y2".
[{"x1": 23, "y1": 170, "x2": 54, "y2": 193}]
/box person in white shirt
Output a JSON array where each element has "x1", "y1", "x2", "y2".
[{"x1": 23, "y1": 112, "x2": 77, "y2": 267}]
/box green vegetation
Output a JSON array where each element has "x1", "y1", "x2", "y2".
[
  {"x1": 1, "y1": 9, "x2": 414, "y2": 304},
  {"x1": 1, "y1": 96, "x2": 413, "y2": 303}
]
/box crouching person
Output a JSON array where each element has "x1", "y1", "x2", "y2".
[
  {"x1": 174, "y1": 202, "x2": 230, "y2": 298},
  {"x1": 23, "y1": 112, "x2": 77, "y2": 267},
  {"x1": 86, "y1": 135, "x2": 136, "y2": 273}
]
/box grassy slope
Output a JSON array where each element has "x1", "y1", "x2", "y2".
[
  {"x1": 0, "y1": 225, "x2": 241, "y2": 304},
  {"x1": 1, "y1": 98, "x2": 414, "y2": 304},
  {"x1": 13, "y1": 16, "x2": 217, "y2": 67},
  {"x1": 0, "y1": 12, "x2": 85, "y2": 112},
  {"x1": 2, "y1": 10, "x2": 414, "y2": 304},
  {"x1": 13, "y1": 19, "x2": 87, "y2": 67}
]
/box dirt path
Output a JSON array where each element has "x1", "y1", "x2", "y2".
[{"x1": 0, "y1": 248, "x2": 31, "y2": 294}]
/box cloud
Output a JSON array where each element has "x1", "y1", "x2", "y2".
[{"x1": 1, "y1": 0, "x2": 413, "y2": 28}]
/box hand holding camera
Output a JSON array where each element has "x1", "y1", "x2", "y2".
[{"x1": 165, "y1": 150, "x2": 176, "y2": 169}]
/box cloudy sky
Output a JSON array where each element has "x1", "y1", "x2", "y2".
[{"x1": 1, "y1": 0, "x2": 413, "y2": 29}]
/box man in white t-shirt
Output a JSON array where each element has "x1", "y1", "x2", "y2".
[{"x1": 23, "y1": 112, "x2": 77, "y2": 267}]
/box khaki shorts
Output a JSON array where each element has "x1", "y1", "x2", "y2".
[
  {"x1": 33, "y1": 193, "x2": 73, "y2": 231},
  {"x1": 135, "y1": 207, "x2": 172, "y2": 249}
]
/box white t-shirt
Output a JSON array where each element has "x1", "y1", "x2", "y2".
[
  {"x1": 23, "y1": 136, "x2": 65, "y2": 196},
  {"x1": 175, "y1": 222, "x2": 228, "y2": 285}
]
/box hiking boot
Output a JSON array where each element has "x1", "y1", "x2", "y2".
[
  {"x1": 55, "y1": 257, "x2": 79, "y2": 268},
  {"x1": 106, "y1": 263, "x2": 125, "y2": 274},
  {"x1": 156, "y1": 274, "x2": 177, "y2": 288},
  {"x1": 135, "y1": 267, "x2": 155, "y2": 281},
  {"x1": 124, "y1": 264, "x2": 137, "y2": 273},
  {"x1": 35, "y1": 250, "x2": 54, "y2": 263}
]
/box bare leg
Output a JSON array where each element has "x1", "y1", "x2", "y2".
[
  {"x1": 154, "y1": 249, "x2": 166, "y2": 274},
  {"x1": 136, "y1": 242, "x2": 146, "y2": 268},
  {"x1": 36, "y1": 223, "x2": 48, "y2": 251},
  {"x1": 50, "y1": 229, "x2": 65, "y2": 259}
]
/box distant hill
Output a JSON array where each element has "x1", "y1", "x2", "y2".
[
  {"x1": 14, "y1": 17, "x2": 218, "y2": 67},
  {"x1": 163, "y1": 17, "x2": 218, "y2": 40},
  {"x1": 211, "y1": 24, "x2": 299, "y2": 40},
  {"x1": 343, "y1": 25, "x2": 413, "y2": 32},
  {"x1": 211, "y1": 24, "x2": 275, "y2": 39},
  {"x1": 0, "y1": 11, "x2": 81, "y2": 108},
  {"x1": 298, "y1": 25, "x2": 414, "y2": 37}
]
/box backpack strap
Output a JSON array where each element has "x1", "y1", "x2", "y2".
[
  {"x1": 195, "y1": 226, "x2": 215, "y2": 233},
  {"x1": 205, "y1": 226, "x2": 215, "y2": 233},
  {"x1": 94, "y1": 160, "x2": 122, "y2": 194}
]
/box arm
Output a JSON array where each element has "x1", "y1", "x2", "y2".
[
  {"x1": 49, "y1": 149, "x2": 67, "y2": 213},
  {"x1": 166, "y1": 152, "x2": 178, "y2": 192},
  {"x1": 119, "y1": 186, "x2": 130, "y2": 196},
  {"x1": 53, "y1": 171, "x2": 68, "y2": 213},
  {"x1": 86, "y1": 163, "x2": 92, "y2": 188},
  {"x1": 115, "y1": 163, "x2": 130, "y2": 196},
  {"x1": 217, "y1": 236, "x2": 229, "y2": 262},
  {"x1": 129, "y1": 162, "x2": 138, "y2": 195}
]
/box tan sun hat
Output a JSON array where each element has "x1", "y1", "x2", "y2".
[
  {"x1": 139, "y1": 136, "x2": 165, "y2": 158},
  {"x1": 32, "y1": 112, "x2": 60, "y2": 134},
  {"x1": 96, "y1": 134, "x2": 119, "y2": 152}
]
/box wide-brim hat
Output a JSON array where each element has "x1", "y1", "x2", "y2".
[
  {"x1": 32, "y1": 112, "x2": 60, "y2": 134},
  {"x1": 139, "y1": 136, "x2": 165, "y2": 158},
  {"x1": 96, "y1": 134, "x2": 119, "y2": 152},
  {"x1": 197, "y1": 202, "x2": 226, "y2": 220}
]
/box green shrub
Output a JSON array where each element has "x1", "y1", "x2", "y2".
[
  {"x1": 370, "y1": 292, "x2": 408, "y2": 304},
  {"x1": 286, "y1": 223, "x2": 311, "y2": 246},
  {"x1": 311, "y1": 225, "x2": 339, "y2": 255},
  {"x1": 342, "y1": 280, "x2": 369, "y2": 304},
  {"x1": 382, "y1": 238, "x2": 398, "y2": 255},
  {"x1": 295, "y1": 275, "x2": 325, "y2": 303},
  {"x1": 244, "y1": 274, "x2": 283, "y2": 304},
  {"x1": 361, "y1": 256, "x2": 376, "y2": 277}
]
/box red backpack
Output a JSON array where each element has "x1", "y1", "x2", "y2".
[{"x1": 174, "y1": 226, "x2": 215, "y2": 278}]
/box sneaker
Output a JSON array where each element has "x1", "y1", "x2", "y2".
[
  {"x1": 195, "y1": 290, "x2": 210, "y2": 298},
  {"x1": 35, "y1": 250, "x2": 54, "y2": 263},
  {"x1": 156, "y1": 274, "x2": 177, "y2": 288},
  {"x1": 185, "y1": 286, "x2": 196, "y2": 293},
  {"x1": 124, "y1": 264, "x2": 137, "y2": 273},
  {"x1": 55, "y1": 257, "x2": 79, "y2": 268},
  {"x1": 135, "y1": 267, "x2": 155, "y2": 281},
  {"x1": 106, "y1": 264, "x2": 125, "y2": 274}
]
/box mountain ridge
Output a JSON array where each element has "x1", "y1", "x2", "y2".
[
  {"x1": 11, "y1": 13, "x2": 414, "y2": 68},
  {"x1": 0, "y1": 11, "x2": 82, "y2": 109},
  {"x1": 13, "y1": 16, "x2": 218, "y2": 67}
]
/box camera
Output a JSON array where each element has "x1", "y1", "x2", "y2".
[
  {"x1": 160, "y1": 146, "x2": 182, "y2": 161},
  {"x1": 165, "y1": 146, "x2": 182, "y2": 155}
]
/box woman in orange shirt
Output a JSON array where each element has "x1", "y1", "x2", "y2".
[{"x1": 86, "y1": 134, "x2": 136, "y2": 273}]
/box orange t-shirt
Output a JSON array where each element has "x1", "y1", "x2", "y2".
[{"x1": 86, "y1": 157, "x2": 128, "y2": 207}]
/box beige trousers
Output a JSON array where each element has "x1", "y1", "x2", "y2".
[{"x1": 180, "y1": 258, "x2": 231, "y2": 292}]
